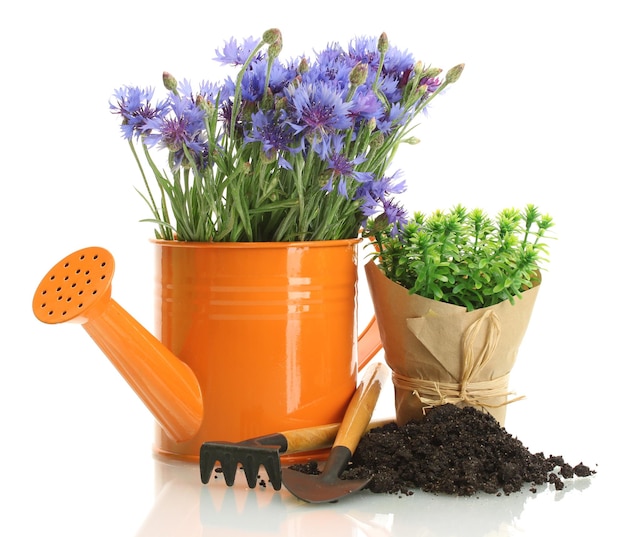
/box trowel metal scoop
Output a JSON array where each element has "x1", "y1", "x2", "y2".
[{"x1": 282, "y1": 361, "x2": 389, "y2": 503}]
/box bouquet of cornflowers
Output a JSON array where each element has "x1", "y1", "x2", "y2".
[{"x1": 111, "y1": 29, "x2": 463, "y2": 242}]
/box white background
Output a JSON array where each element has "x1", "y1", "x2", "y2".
[{"x1": 1, "y1": 1, "x2": 623, "y2": 535}]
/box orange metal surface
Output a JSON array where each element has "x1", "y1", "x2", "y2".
[{"x1": 153, "y1": 239, "x2": 379, "y2": 461}]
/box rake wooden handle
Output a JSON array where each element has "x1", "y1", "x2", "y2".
[{"x1": 332, "y1": 361, "x2": 390, "y2": 454}]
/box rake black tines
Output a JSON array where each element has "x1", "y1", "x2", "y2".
[{"x1": 199, "y1": 443, "x2": 283, "y2": 490}]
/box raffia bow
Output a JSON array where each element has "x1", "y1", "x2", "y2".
[{"x1": 393, "y1": 309, "x2": 524, "y2": 412}]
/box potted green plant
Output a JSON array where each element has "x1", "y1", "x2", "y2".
[{"x1": 364, "y1": 204, "x2": 555, "y2": 425}]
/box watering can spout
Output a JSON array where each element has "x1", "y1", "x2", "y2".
[{"x1": 31, "y1": 246, "x2": 203, "y2": 443}]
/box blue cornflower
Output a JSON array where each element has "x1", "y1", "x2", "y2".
[
  {"x1": 314, "y1": 42, "x2": 345, "y2": 68},
  {"x1": 321, "y1": 140, "x2": 373, "y2": 198},
  {"x1": 177, "y1": 78, "x2": 224, "y2": 106},
  {"x1": 349, "y1": 87, "x2": 384, "y2": 123},
  {"x1": 348, "y1": 36, "x2": 380, "y2": 67},
  {"x1": 418, "y1": 75, "x2": 442, "y2": 95},
  {"x1": 377, "y1": 74, "x2": 404, "y2": 106},
  {"x1": 245, "y1": 110, "x2": 297, "y2": 169},
  {"x1": 286, "y1": 82, "x2": 353, "y2": 155},
  {"x1": 142, "y1": 94, "x2": 207, "y2": 168},
  {"x1": 267, "y1": 60, "x2": 299, "y2": 96},
  {"x1": 110, "y1": 86, "x2": 168, "y2": 140},
  {"x1": 348, "y1": 36, "x2": 417, "y2": 107},
  {"x1": 380, "y1": 45, "x2": 415, "y2": 82},
  {"x1": 214, "y1": 36, "x2": 261, "y2": 66},
  {"x1": 369, "y1": 170, "x2": 407, "y2": 198},
  {"x1": 376, "y1": 102, "x2": 410, "y2": 134},
  {"x1": 305, "y1": 53, "x2": 353, "y2": 90},
  {"x1": 380, "y1": 197, "x2": 409, "y2": 235},
  {"x1": 356, "y1": 170, "x2": 407, "y2": 227},
  {"x1": 358, "y1": 191, "x2": 408, "y2": 235},
  {"x1": 239, "y1": 60, "x2": 267, "y2": 102}
]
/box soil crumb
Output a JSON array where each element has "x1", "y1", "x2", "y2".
[{"x1": 290, "y1": 404, "x2": 595, "y2": 497}]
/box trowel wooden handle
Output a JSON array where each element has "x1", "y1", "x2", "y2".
[
  {"x1": 332, "y1": 361, "x2": 390, "y2": 454},
  {"x1": 280, "y1": 417, "x2": 393, "y2": 454}
]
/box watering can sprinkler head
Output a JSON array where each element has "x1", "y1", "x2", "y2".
[{"x1": 32, "y1": 246, "x2": 204, "y2": 443}]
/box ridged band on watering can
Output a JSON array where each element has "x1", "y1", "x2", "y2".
[
  {"x1": 153, "y1": 238, "x2": 381, "y2": 462},
  {"x1": 31, "y1": 241, "x2": 381, "y2": 463}
]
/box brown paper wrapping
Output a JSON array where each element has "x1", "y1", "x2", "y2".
[{"x1": 364, "y1": 260, "x2": 540, "y2": 425}]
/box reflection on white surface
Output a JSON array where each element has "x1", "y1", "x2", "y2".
[{"x1": 133, "y1": 455, "x2": 600, "y2": 537}]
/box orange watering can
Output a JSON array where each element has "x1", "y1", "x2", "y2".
[{"x1": 32, "y1": 242, "x2": 382, "y2": 461}]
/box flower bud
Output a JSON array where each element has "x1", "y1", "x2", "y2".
[
  {"x1": 262, "y1": 28, "x2": 282, "y2": 45},
  {"x1": 367, "y1": 117, "x2": 377, "y2": 133},
  {"x1": 195, "y1": 94, "x2": 214, "y2": 114},
  {"x1": 275, "y1": 96, "x2": 288, "y2": 112},
  {"x1": 369, "y1": 131, "x2": 385, "y2": 150},
  {"x1": 297, "y1": 56, "x2": 309, "y2": 74},
  {"x1": 318, "y1": 170, "x2": 332, "y2": 188},
  {"x1": 368, "y1": 213, "x2": 391, "y2": 234},
  {"x1": 416, "y1": 84, "x2": 428, "y2": 99},
  {"x1": 261, "y1": 148, "x2": 277, "y2": 164},
  {"x1": 349, "y1": 62, "x2": 369, "y2": 87},
  {"x1": 405, "y1": 137, "x2": 420, "y2": 145},
  {"x1": 163, "y1": 71, "x2": 177, "y2": 92},
  {"x1": 422, "y1": 67, "x2": 442, "y2": 79},
  {"x1": 268, "y1": 35, "x2": 283, "y2": 60},
  {"x1": 377, "y1": 32, "x2": 389, "y2": 55},
  {"x1": 445, "y1": 63, "x2": 465, "y2": 84},
  {"x1": 261, "y1": 87, "x2": 274, "y2": 110}
]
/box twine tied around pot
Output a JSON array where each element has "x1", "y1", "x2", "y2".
[{"x1": 393, "y1": 309, "x2": 525, "y2": 412}]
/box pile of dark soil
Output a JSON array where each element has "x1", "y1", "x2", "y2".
[{"x1": 291, "y1": 404, "x2": 595, "y2": 497}]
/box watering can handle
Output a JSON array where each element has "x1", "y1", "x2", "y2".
[{"x1": 357, "y1": 316, "x2": 382, "y2": 370}]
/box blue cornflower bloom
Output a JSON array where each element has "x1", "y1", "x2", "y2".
[
  {"x1": 286, "y1": 82, "x2": 353, "y2": 155},
  {"x1": 358, "y1": 191, "x2": 408, "y2": 236},
  {"x1": 376, "y1": 102, "x2": 410, "y2": 134},
  {"x1": 380, "y1": 197, "x2": 409, "y2": 235},
  {"x1": 177, "y1": 78, "x2": 224, "y2": 106},
  {"x1": 222, "y1": 57, "x2": 296, "y2": 107},
  {"x1": 239, "y1": 60, "x2": 268, "y2": 102},
  {"x1": 142, "y1": 94, "x2": 207, "y2": 168},
  {"x1": 418, "y1": 75, "x2": 441, "y2": 95},
  {"x1": 314, "y1": 42, "x2": 345, "y2": 68},
  {"x1": 371, "y1": 170, "x2": 407, "y2": 198},
  {"x1": 379, "y1": 44, "x2": 415, "y2": 83},
  {"x1": 308, "y1": 54, "x2": 353, "y2": 85},
  {"x1": 245, "y1": 110, "x2": 298, "y2": 169},
  {"x1": 349, "y1": 87, "x2": 384, "y2": 123},
  {"x1": 214, "y1": 36, "x2": 261, "y2": 66},
  {"x1": 347, "y1": 36, "x2": 380, "y2": 67},
  {"x1": 321, "y1": 140, "x2": 373, "y2": 198},
  {"x1": 356, "y1": 170, "x2": 407, "y2": 224},
  {"x1": 110, "y1": 86, "x2": 168, "y2": 140},
  {"x1": 267, "y1": 60, "x2": 299, "y2": 95}
]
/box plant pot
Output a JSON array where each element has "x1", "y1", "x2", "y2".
[
  {"x1": 364, "y1": 260, "x2": 540, "y2": 426},
  {"x1": 153, "y1": 239, "x2": 380, "y2": 461}
]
